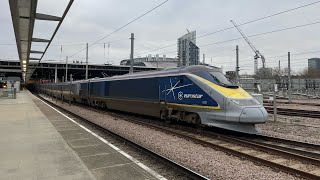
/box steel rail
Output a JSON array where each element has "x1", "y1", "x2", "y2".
[
  {"x1": 37, "y1": 92, "x2": 320, "y2": 179},
  {"x1": 263, "y1": 100, "x2": 320, "y2": 107},
  {"x1": 265, "y1": 106, "x2": 320, "y2": 118},
  {"x1": 241, "y1": 137, "x2": 320, "y2": 160},
  {"x1": 106, "y1": 114, "x2": 320, "y2": 180}
]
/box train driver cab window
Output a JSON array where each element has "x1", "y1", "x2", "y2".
[
  {"x1": 209, "y1": 71, "x2": 238, "y2": 88},
  {"x1": 191, "y1": 70, "x2": 238, "y2": 88}
]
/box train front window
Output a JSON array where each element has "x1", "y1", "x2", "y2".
[
  {"x1": 191, "y1": 70, "x2": 238, "y2": 88},
  {"x1": 209, "y1": 72, "x2": 238, "y2": 88}
]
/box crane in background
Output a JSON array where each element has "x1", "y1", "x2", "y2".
[{"x1": 230, "y1": 20, "x2": 266, "y2": 73}]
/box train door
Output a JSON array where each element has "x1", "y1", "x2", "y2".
[
  {"x1": 159, "y1": 77, "x2": 169, "y2": 119},
  {"x1": 87, "y1": 81, "x2": 91, "y2": 105},
  {"x1": 159, "y1": 76, "x2": 183, "y2": 120},
  {"x1": 222, "y1": 95, "x2": 227, "y2": 120}
]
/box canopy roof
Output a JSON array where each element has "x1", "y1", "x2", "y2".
[{"x1": 9, "y1": 0, "x2": 74, "y2": 82}]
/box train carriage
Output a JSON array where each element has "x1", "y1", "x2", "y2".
[{"x1": 39, "y1": 65, "x2": 268, "y2": 134}]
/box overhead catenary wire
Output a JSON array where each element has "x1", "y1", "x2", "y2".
[
  {"x1": 226, "y1": 56, "x2": 317, "y2": 65},
  {"x1": 238, "y1": 49, "x2": 254, "y2": 57},
  {"x1": 236, "y1": 0, "x2": 320, "y2": 26},
  {"x1": 218, "y1": 57, "x2": 312, "y2": 68},
  {"x1": 0, "y1": 2, "x2": 168, "y2": 62},
  {"x1": 3, "y1": 1, "x2": 320, "y2": 67},
  {"x1": 267, "y1": 50, "x2": 320, "y2": 59},
  {"x1": 66, "y1": 0, "x2": 169, "y2": 59},
  {"x1": 142, "y1": 20, "x2": 320, "y2": 58},
  {"x1": 206, "y1": 49, "x2": 319, "y2": 71},
  {"x1": 238, "y1": 49, "x2": 320, "y2": 63},
  {"x1": 135, "y1": 40, "x2": 176, "y2": 54},
  {"x1": 199, "y1": 1, "x2": 320, "y2": 38},
  {"x1": 200, "y1": 21, "x2": 320, "y2": 47},
  {"x1": 136, "y1": 1, "x2": 320, "y2": 56}
]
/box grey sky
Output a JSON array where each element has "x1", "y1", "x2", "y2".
[{"x1": 1, "y1": 0, "x2": 319, "y2": 74}]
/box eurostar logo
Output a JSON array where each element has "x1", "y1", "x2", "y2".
[
  {"x1": 178, "y1": 91, "x2": 183, "y2": 100},
  {"x1": 162, "y1": 79, "x2": 193, "y2": 100}
]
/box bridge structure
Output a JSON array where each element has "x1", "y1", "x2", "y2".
[{"x1": 0, "y1": 60, "x2": 156, "y2": 82}]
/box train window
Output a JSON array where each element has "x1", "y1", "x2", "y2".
[
  {"x1": 191, "y1": 70, "x2": 237, "y2": 88},
  {"x1": 209, "y1": 72, "x2": 238, "y2": 88},
  {"x1": 210, "y1": 72, "x2": 232, "y2": 86}
]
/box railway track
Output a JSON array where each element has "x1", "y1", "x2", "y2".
[
  {"x1": 36, "y1": 93, "x2": 209, "y2": 180},
  {"x1": 248, "y1": 135, "x2": 320, "y2": 160},
  {"x1": 263, "y1": 100, "x2": 320, "y2": 107},
  {"x1": 119, "y1": 121, "x2": 320, "y2": 179},
  {"x1": 112, "y1": 118, "x2": 320, "y2": 179},
  {"x1": 38, "y1": 93, "x2": 320, "y2": 179},
  {"x1": 265, "y1": 106, "x2": 320, "y2": 118},
  {"x1": 92, "y1": 112, "x2": 320, "y2": 179}
]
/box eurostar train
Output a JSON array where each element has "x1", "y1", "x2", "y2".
[{"x1": 39, "y1": 65, "x2": 268, "y2": 134}]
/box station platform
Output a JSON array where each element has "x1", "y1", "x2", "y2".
[{"x1": 0, "y1": 90, "x2": 161, "y2": 180}]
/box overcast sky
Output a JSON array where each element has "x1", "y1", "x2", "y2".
[{"x1": 1, "y1": 0, "x2": 319, "y2": 74}]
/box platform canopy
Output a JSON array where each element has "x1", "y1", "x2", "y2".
[{"x1": 9, "y1": 0, "x2": 74, "y2": 83}]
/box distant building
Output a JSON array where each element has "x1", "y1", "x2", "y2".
[
  {"x1": 120, "y1": 55, "x2": 178, "y2": 69},
  {"x1": 308, "y1": 58, "x2": 320, "y2": 70},
  {"x1": 308, "y1": 58, "x2": 320, "y2": 77},
  {"x1": 177, "y1": 31, "x2": 200, "y2": 66}
]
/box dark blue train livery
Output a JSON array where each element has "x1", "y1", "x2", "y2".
[{"x1": 39, "y1": 65, "x2": 268, "y2": 134}]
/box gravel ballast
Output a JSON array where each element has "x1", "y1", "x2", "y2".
[
  {"x1": 266, "y1": 103, "x2": 320, "y2": 111},
  {"x1": 258, "y1": 115, "x2": 320, "y2": 145},
  {"x1": 39, "y1": 95, "x2": 300, "y2": 180}
]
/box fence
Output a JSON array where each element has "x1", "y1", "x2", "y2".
[
  {"x1": 239, "y1": 78, "x2": 320, "y2": 98},
  {"x1": 239, "y1": 78, "x2": 320, "y2": 91}
]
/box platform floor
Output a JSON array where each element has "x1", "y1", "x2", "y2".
[{"x1": 0, "y1": 91, "x2": 159, "y2": 180}]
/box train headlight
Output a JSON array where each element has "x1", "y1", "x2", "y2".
[{"x1": 231, "y1": 99, "x2": 260, "y2": 106}]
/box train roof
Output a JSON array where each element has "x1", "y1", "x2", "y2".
[
  {"x1": 92, "y1": 65, "x2": 220, "y2": 82},
  {"x1": 54, "y1": 65, "x2": 221, "y2": 84}
]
